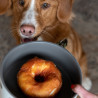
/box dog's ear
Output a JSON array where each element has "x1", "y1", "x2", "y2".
[
  {"x1": 57, "y1": 0, "x2": 73, "y2": 23},
  {"x1": 0, "y1": 0, "x2": 11, "y2": 15}
]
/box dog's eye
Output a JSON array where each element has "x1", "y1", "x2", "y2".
[
  {"x1": 41, "y1": 3, "x2": 50, "y2": 9},
  {"x1": 19, "y1": 0, "x2": 25, "y2": 6}
]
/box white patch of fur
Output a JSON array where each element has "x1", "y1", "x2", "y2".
[
  {"x1": 37, "y1": 36, "x2": 43, "y2": 41},
  {"x1": 21, "y1": 0, "x2": 37, "y2": 26},
  {"x1": 82, "y1": 77, "x2": 92, "y2": 91}
]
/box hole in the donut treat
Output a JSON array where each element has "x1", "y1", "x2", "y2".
[{"x1": 34, "y1": 75, "x2": 45, "y2": 82}]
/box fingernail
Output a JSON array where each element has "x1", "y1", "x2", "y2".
[{"x1": 71, "y1": 84, "x2": 76, "y2": 89}]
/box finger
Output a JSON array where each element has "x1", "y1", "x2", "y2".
[{"x1": 71, "y1": 84, "x2": 98, "y2": 98}]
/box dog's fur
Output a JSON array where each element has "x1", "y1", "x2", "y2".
[{"x1": 0, "y1": 0, "x2": 92, "y2": 93}]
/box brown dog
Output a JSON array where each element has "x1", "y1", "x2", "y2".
[{"x1": 0, "y1": 0, "x2": 92, "y2": 95}]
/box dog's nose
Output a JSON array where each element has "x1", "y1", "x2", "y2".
[{"x1": 20, "y1": 25, "x2": 35, "y2": 36}]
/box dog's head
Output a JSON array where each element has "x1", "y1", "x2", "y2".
[{"x1": 0, "y1": 0, "x2": 73, "y2": 43}]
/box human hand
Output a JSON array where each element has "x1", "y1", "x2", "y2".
[{"x1": 71, "y1": 84, "x2": 98, "y2": 98}]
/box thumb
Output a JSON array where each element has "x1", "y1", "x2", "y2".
[{"x1": 71, "y1": 84, "x2": 97, "y2": 98}]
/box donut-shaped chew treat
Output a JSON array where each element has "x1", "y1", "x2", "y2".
[{"x1": 17, "y1": 57, "x2": 62, "y2": 98}]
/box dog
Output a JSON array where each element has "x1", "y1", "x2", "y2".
[{"x1": 0, "y1": 0, "x2": 92, "y2": 95}]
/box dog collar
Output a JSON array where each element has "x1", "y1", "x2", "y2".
[{"x1": 57, "y1": 39, "x2": 68, "y2": 48}]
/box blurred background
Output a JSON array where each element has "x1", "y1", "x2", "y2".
[{"x1": 0, "y1": 0, "x2": 98, "y2": 94}]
